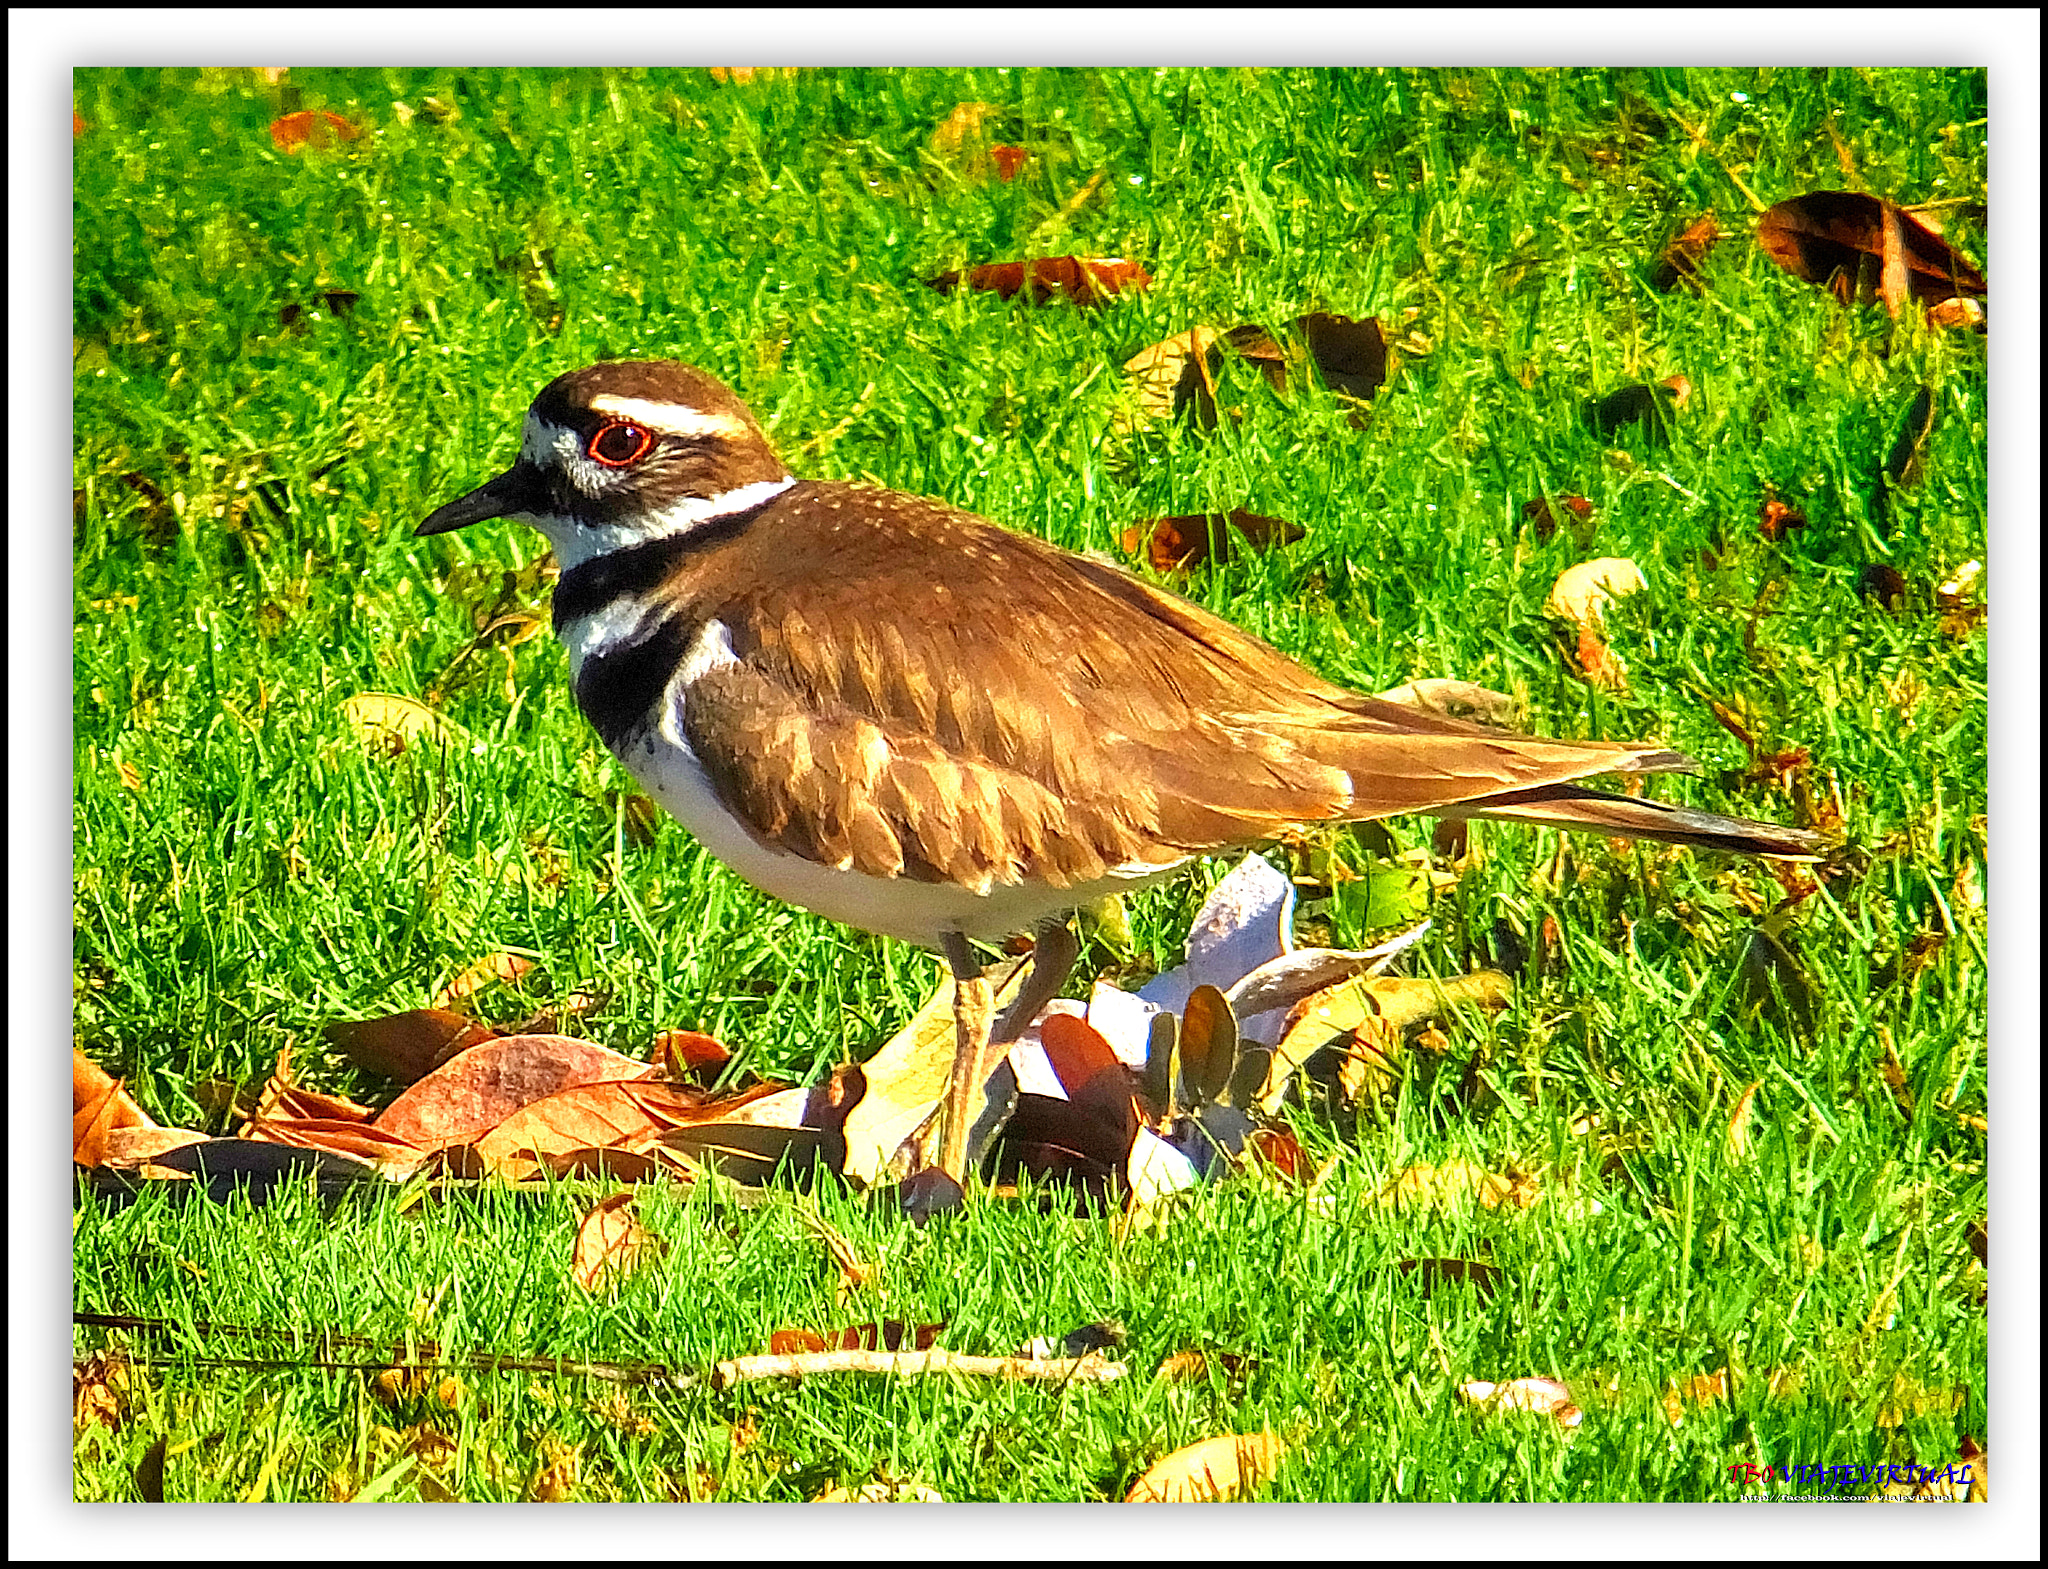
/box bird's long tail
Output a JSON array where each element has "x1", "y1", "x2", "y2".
[{"x1": 1447, "y1": 783, "x2": 1822, "y2": 858}]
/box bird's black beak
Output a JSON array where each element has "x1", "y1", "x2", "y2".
[{"x1": 415, "y1": 462, "x2": 548, "y2": 536}]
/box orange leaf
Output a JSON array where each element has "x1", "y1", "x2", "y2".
[
  {"x1": 990, "y1": 144, "x2": 1029, "y2": 181},
  {"x1": 1126, "y1": 1432, "x2": 1287, "y2": 1502},
  {"x1": 241, "y1": 1116, "x2": 426, "y2": 1172},
  {"x1": 1118, "y1": 509, "x2": 1306, "y2": 575},
  {"x1": 373, "y1": 1035, "x2": 660, "y2": 1151},
  {"x1": 572, "y1": 1192, "x2": 660, "y2": 1293},
  {"x1": 268, "y1": 109, "x2": 361, "y2": 154},
  {"x1": 926, "y1": 256, "x2": 1151, "y2": 307},
  {"x1": 1650, "y1": 214, "x2": 1720, "y2": 291},
  {"x1": 324, "y1": 1008, "x2": 498, "y2": 1084}
]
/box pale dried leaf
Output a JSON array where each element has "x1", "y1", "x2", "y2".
[
  {"x1": 1126, "y1": 1432, "x2": 1287, "y2": 1502},
  {"x1": 341, "y1": 692, "x2": 466, "y2": 754},
  {"x1": 374, "y1": 1035, "x2": 658, "y2": 1150},
  {"x1": 1544, "y1": 557, "x2": 1647, "y2": 628},
  {"x1": 572, "y1": 1192, "x2": 660, "y2": 1293}
]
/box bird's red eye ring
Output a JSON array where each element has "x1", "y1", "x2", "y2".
[{"x1": 588, "y1": 420, "x2": 655, "y2": 468}]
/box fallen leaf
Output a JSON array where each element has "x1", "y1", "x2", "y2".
[
  {"x1": 990, "y1": 144, "x2": 1029, "y2": 181},
  {"x1": 1461, "y1": 1376, "x2": 1582, "y2": 1427},
  {"x1": 572, "y1": 1192, "x2": 661, "y2": 1293},
  {"x1": 341, "y1": 692, "x2": 466, "y2": 757},
  {"x1": 1726, "y1": 1080, "x2": 1760, "y2": 1161},
  {"x1": 1857, "y1": 562, "x2": 1909, "y2": 613},
  {"x1": 1586, "y1": 381, "x2": 1687, "y2": 440},
  {"x1": 1295, "y1": 311, "x2": 1390, "y2": 405},
  {"x1": 1925, "y1": 296, "x2": 1984, "y2": 330},
  {"x1": 652, "y1": 1029, "x2": 733, "y2": 1084},
  {"x1": 372, "y1": 1034, "x2": 661, "y2": 1152},
  {"x1": 468, "y1": 1078, "x2": 733, "y2": 1179},
  {"x1": 1261, "y1": 971, "x2": 1511, "y2": 1112},
  {"x1": 1650, "y1": 214, "x2": 1720, "y2": 291},
  {"x1": 268, "y1": 109, "x2": 361, "y2": 154},
  {"x1": 926, "y1": 257, "x2": 1151, "y2": 307},
  {"x1": 1126, "y1": 1432, "x2": 1287, "y2": 1502},
  {"x1": 1118, "y1": 509, "x2": 1306, "y2": 575},
  {"x1": 73, "y1": 1050, "x2": 155, "y2": 1165},
  {"x1": 1544, "y1": 557, "x2": 1646, "y2": 628},
  {"x1": 241, "y1": 1116, "x2": 426, "y2": 1174},
  {"x1": 74, "y1": 1350, "x2": 129, "y2": 1432},
  {"x1": 324, "y1": 1008, "x2": 499, "y2": 1085},
  {"x1": 1376, "y1": 1159, "x2": 1540, "y2": 1212},
  {"x1": 98, "y1": 1125, "x2": 211, "y2": 1168},
  {"x1": 1121, "y1": 327, "x2": 1223, "y2": 421},
  {"x1": 1757, "y1": 192, "x2": 1985, "y2": 316},
  {"x1": 428, "y1": 951, "x2": 534, "y2": 1010},
  {"x1": 1757, "y1": 491, "x2": 1809, "y2": 542},
  {"x1": 814, "y1": 1481, "x2": 946, "y2": 1502},
  {"x1": 1882, "y1": 385, "x2": 1936, "y2": 490},
  {"x1": 1396, "y1": 1257, "x2": 1502, "y2": 1298},
  {"x1": 929, "y1": 100, "x2": 1001, "y2": 165},
  {"x1": 769, "y1": 1321, "x2": 943, "y2": 1356},
  {"x1": 839, "y1": 955, "x2": 1032, "y2": 1186},
  {"x1": 1522, "y1": 493, "x2": 1597, "y2": 547}
]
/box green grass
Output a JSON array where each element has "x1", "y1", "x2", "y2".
[{"x1": 73, "y1": 66, "x2": 1987, "y2": 1502}]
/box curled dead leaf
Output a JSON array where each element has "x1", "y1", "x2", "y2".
[
  {"x1": 1650, "y1": 214, "x2": 1720, "y2": 291},
  {"x1": 1544, "y1": 557, "x2": 1646, "y2": 628},
  {"x1": 1118, "y1": 509, "x2": 1306, "y2": 575},
  {"x1": 1757, "y1": 192, "x2": 1985, "y2": 317},
  {"x1": 926, "y1": 257, "x2": 1151, "y2": 307},
  {"x1": 1125, "y1": 1432, "x2": 1287, "y2": 1502},
  {"x1": 572, "y1": 1192, "x2": 661, "y2": 1294}
]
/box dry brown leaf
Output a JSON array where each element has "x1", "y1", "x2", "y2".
[
  {"x1": 1660, "y1": 1368, "x2": 1730, "y2": 1424},
  {"x1": 1396, "y1": 1257, "x2": 1502, "y2": 1299},
  {"x1": 1651, "y1": 214, "x2": 1720, "y2": 291},
  {"x1": 1122, "y1": 327, "x2": 1223, "y2": 421},
  {"x1": 429, "y1": 952, "x2": 535, "y2": 1009},
  {"x1": 73, "y1": 1050, "x2": 155, "y2": 1166},
  {"x1": 1586, "y1": 381, "x2": 1687, "y2": 440},
  {"x1": 1376, "y1": 1159, "x2": 1539, "y2": 1212},
  {"x1": 469, "y1": 1080, "x2": 692, "y2": 1178},
  {"x1": 1757, "y1": 192, "x2": 1986, "y2": 317},
  {"x1": 1118, "y1": 509, "x2": 1306, "y2": 576},
  {"x1": 769, "y1": 1321, "x2": 943, "y2": 1356},
  {"x1": 1261, "y1": 971, "x2": 1511, "y2": 1112},
  {"x1": 651, "y1": 1029, "x2": 732, "y2": 1084},
  {"x1": 99, "y1": 1125, "x2": 212, "y2": 1168},
  {"x1": 74, "y1": 1350, "x2": 130, "y2": 1432},
  {"x1": 926, "y1": 257, "x2": 1151, "y2": 307},
  {"x1": 1126, "y1": 1432, "x2": 1287, "y2": 1502},
  {"x1": 268, "y1": 109, "x2": 360, "y2": 154},
  {"x1": 990, "y1": 145, "x2": 1029, "y2": 182},
  {"x1": 929, "y1": 100, "x2": 1001, "y2": 164},
  {"x1": 324, "y1": 1007, "x2": 497, "y2": 1084},
  {"x1": 241, "y1": 1116, "x2": 427, "y2": 1173},
  {"x1": 572, "y1": 1192, "x2": 661, "y2": 1293},
  {"x1": 372, "y1": 1034, "x2": 657, "y2": 1150},
  {"x1": 840, "y1": 955, "x2": 1033, "y2": 1185}
]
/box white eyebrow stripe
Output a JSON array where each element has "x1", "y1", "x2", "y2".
[{"x1": 587, "y1": 395, "x2": 753, "y2": 440}]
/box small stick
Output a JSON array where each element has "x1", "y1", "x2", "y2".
[{"x1": 710, "y1": 1348, "x2": 1125, "y2": 1390}]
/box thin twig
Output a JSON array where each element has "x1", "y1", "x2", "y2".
[{"x1": 711, "y1": 1348, "x2": 1125, "y2": 1389}]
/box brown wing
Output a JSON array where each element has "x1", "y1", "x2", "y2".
[{"x1": 670, "y1": 484, "x2": 1707, "y2": 887}]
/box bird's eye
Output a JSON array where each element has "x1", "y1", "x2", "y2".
[{"x1": 588, "y1": 420, "x2": 655, "y2": 468}]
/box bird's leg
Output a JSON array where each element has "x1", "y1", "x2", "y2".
[
  {"x1": 936, "y1": 930, "x2": 997, "y2": 1186},
  {"x1": 991, "y1": 918, "x2": 1081, "y2": 1045}
]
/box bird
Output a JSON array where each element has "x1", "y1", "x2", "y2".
[{"x1": 416, "y1": 358, "x2": 1820, "y2": 1186}]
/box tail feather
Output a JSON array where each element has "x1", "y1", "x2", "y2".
[{"x1": 1449, "y1": 784, "x2": 1822, "y2": 858}]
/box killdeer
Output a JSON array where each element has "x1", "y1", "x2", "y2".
[{"x1": 417, "y1": 359, "x2": 1819, "y2": 1184}]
